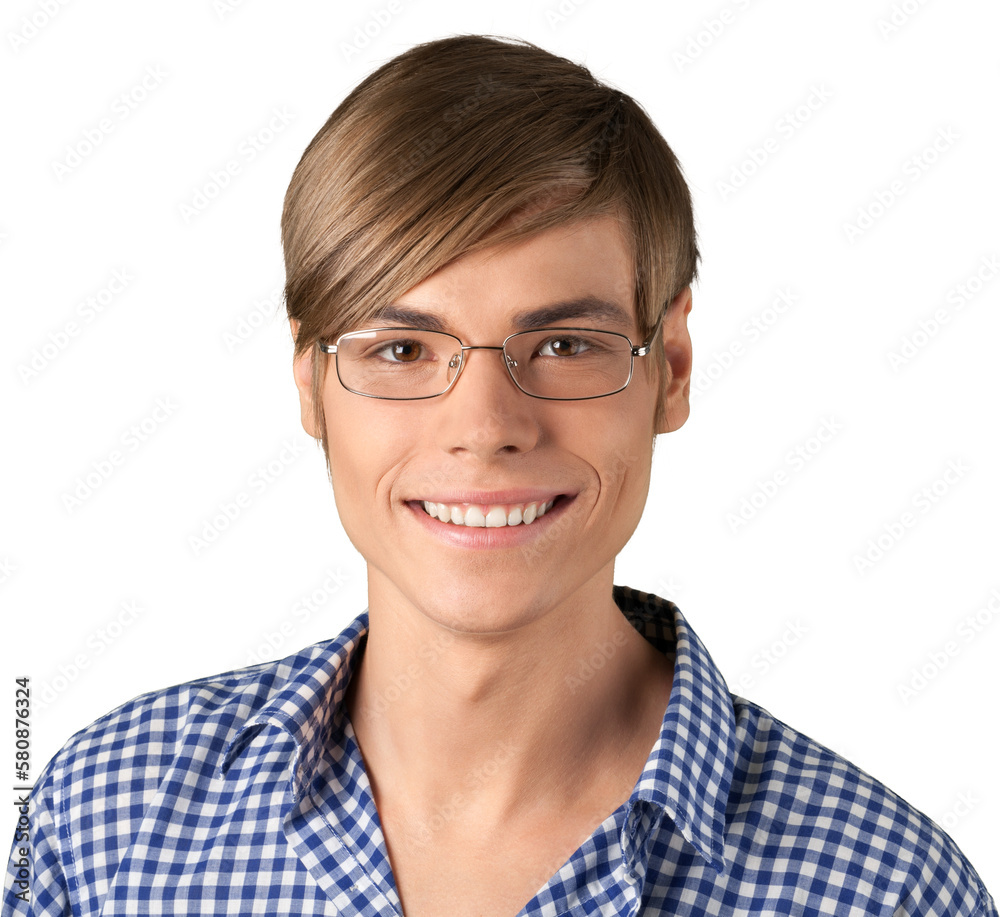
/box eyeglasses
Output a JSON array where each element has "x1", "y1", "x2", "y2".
[{"x1": 316, "y1": 325, "x2": 659, "y2": 401}]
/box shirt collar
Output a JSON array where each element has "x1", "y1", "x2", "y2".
[
  {"x1": 614, "y1": 585, "x2": 736, "y2": 874},
  {"x1": 220, "y1": 610, "x2": 369, "y2": 800},
  {"x1": 221, "y1": 587, "x2": 736, "y2": 872}
]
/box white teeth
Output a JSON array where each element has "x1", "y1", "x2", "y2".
[
  {"x1": 485, "y1": 507, "x2": 507, "y2": 528},
  {"x1": 464, "y1": 506, "x2": 487, "y2": 527},
  {"x1": 419, "y1": 498, "x2": 559, "y2": 527}
]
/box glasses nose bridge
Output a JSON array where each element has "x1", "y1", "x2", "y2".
[
  {"x1": 448, "y1": 343, "x2": 516, "y2": 388},
  {"x1": 459, "y1": 343, "x2": 506, "y2": 353}
]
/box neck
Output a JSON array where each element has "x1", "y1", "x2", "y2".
[{"x1": 344, "y1": 570, "x2": 673, "y2": 840}]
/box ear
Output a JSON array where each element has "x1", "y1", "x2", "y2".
[
  {"x1": 290, "y1": 319, "x2": 321, "y2": 440},
  {"x1": 655, "y1": 286, "x2": 693, "y2": 435}
]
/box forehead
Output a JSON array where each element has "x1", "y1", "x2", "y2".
[{"x1": 387, "y1": 215, "x2": 638, "y2": 334}]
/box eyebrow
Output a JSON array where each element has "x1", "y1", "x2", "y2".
[{"x1": 368, "y1": 296, "x2": 634, "y2": 334}]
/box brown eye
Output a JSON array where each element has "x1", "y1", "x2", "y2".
[
  {"x1": 390, "y1": 341, "x2": 423, "y2": 362},
  {"x1": 539, "y1": 337, "x2": 586, "y2": 357}
]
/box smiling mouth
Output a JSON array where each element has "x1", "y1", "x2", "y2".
[{"x1": 416, "y1": 495, "x2": 567, "y2": 527}]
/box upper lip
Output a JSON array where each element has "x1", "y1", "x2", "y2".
[{"x1": 409, "y1": 489, "x2": 571, "y2": 505}]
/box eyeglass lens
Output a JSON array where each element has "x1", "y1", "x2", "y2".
[{"x1": 335, "y1": 328, "x2": 633, "y2": 400}]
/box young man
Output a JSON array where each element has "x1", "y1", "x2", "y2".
[{"x1": 5, "y1": 34, "x2": 995, "y2": 917}]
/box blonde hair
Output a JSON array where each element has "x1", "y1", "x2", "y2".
[{"x1": 282, "y1": 34, "x2": 699, "y2": 472}]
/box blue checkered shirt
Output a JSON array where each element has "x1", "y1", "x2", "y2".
[{"x1": 5, "y1": 586, "x2": 995, "y2": 915}]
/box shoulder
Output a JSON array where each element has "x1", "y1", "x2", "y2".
[
  {"x1": 728, "y1": 694, "x2": 995, "y2": 915},
  {"x1": 35, "y1": 630, "x2": 351, "y2": 814},
  {"x1": 11, "y1": 633, "x2": 354, "y2": 914},
  {"x1": 50, "y1": 645, "x2": 311, "y2": 763}
]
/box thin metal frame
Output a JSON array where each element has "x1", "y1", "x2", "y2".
[{"x1": 317, "y1": 323, "x2": 660, "y2": 401}]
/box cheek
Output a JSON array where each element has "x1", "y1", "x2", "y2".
[
  {"x1": 603, "y1": 443, "x2": 652, "y2": 515},
  {"x1": 322, "y1": 391, "x2": 385, "y2": 502},
  {"x1": 561, "y1": 403, "x2": 652, "y2": 506},
  {"x1": 322, "y1": 389, "x2": 421, "y2": 507},
  {"x1": 592, "y1": 409, "x2": 656, "y2": 523}
]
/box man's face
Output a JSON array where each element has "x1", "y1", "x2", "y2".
[{"x1": 292, "y1": 215, "x2": 692, "y2": 635}]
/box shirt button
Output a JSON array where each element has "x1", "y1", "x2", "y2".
[{"x1": 625, "y1": 867, "x2": 638, "y2": 883}]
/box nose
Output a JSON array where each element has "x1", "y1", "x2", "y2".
[{"x1": 434, "y1": 345, "x2": 540, "y2": 458}]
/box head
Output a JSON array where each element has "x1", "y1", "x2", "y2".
[
  {"x1": 285, "y1": 35, "x2": 698, "y2": 632},
  {"x1": 283, "y1": 34, "x2": 698, "y2": 476}
]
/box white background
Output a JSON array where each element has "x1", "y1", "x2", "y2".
[{"x1": 2, "y1": 0, "x2": 998, "y2": 896}]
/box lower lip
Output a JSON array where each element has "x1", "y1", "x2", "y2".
[{"x1": 405, "y1": 495, "x2": 575, "y2": 549}]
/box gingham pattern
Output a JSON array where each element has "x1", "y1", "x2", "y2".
[{"x1": 5, "y1": 586, "x2": 995, "y2": 915}]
